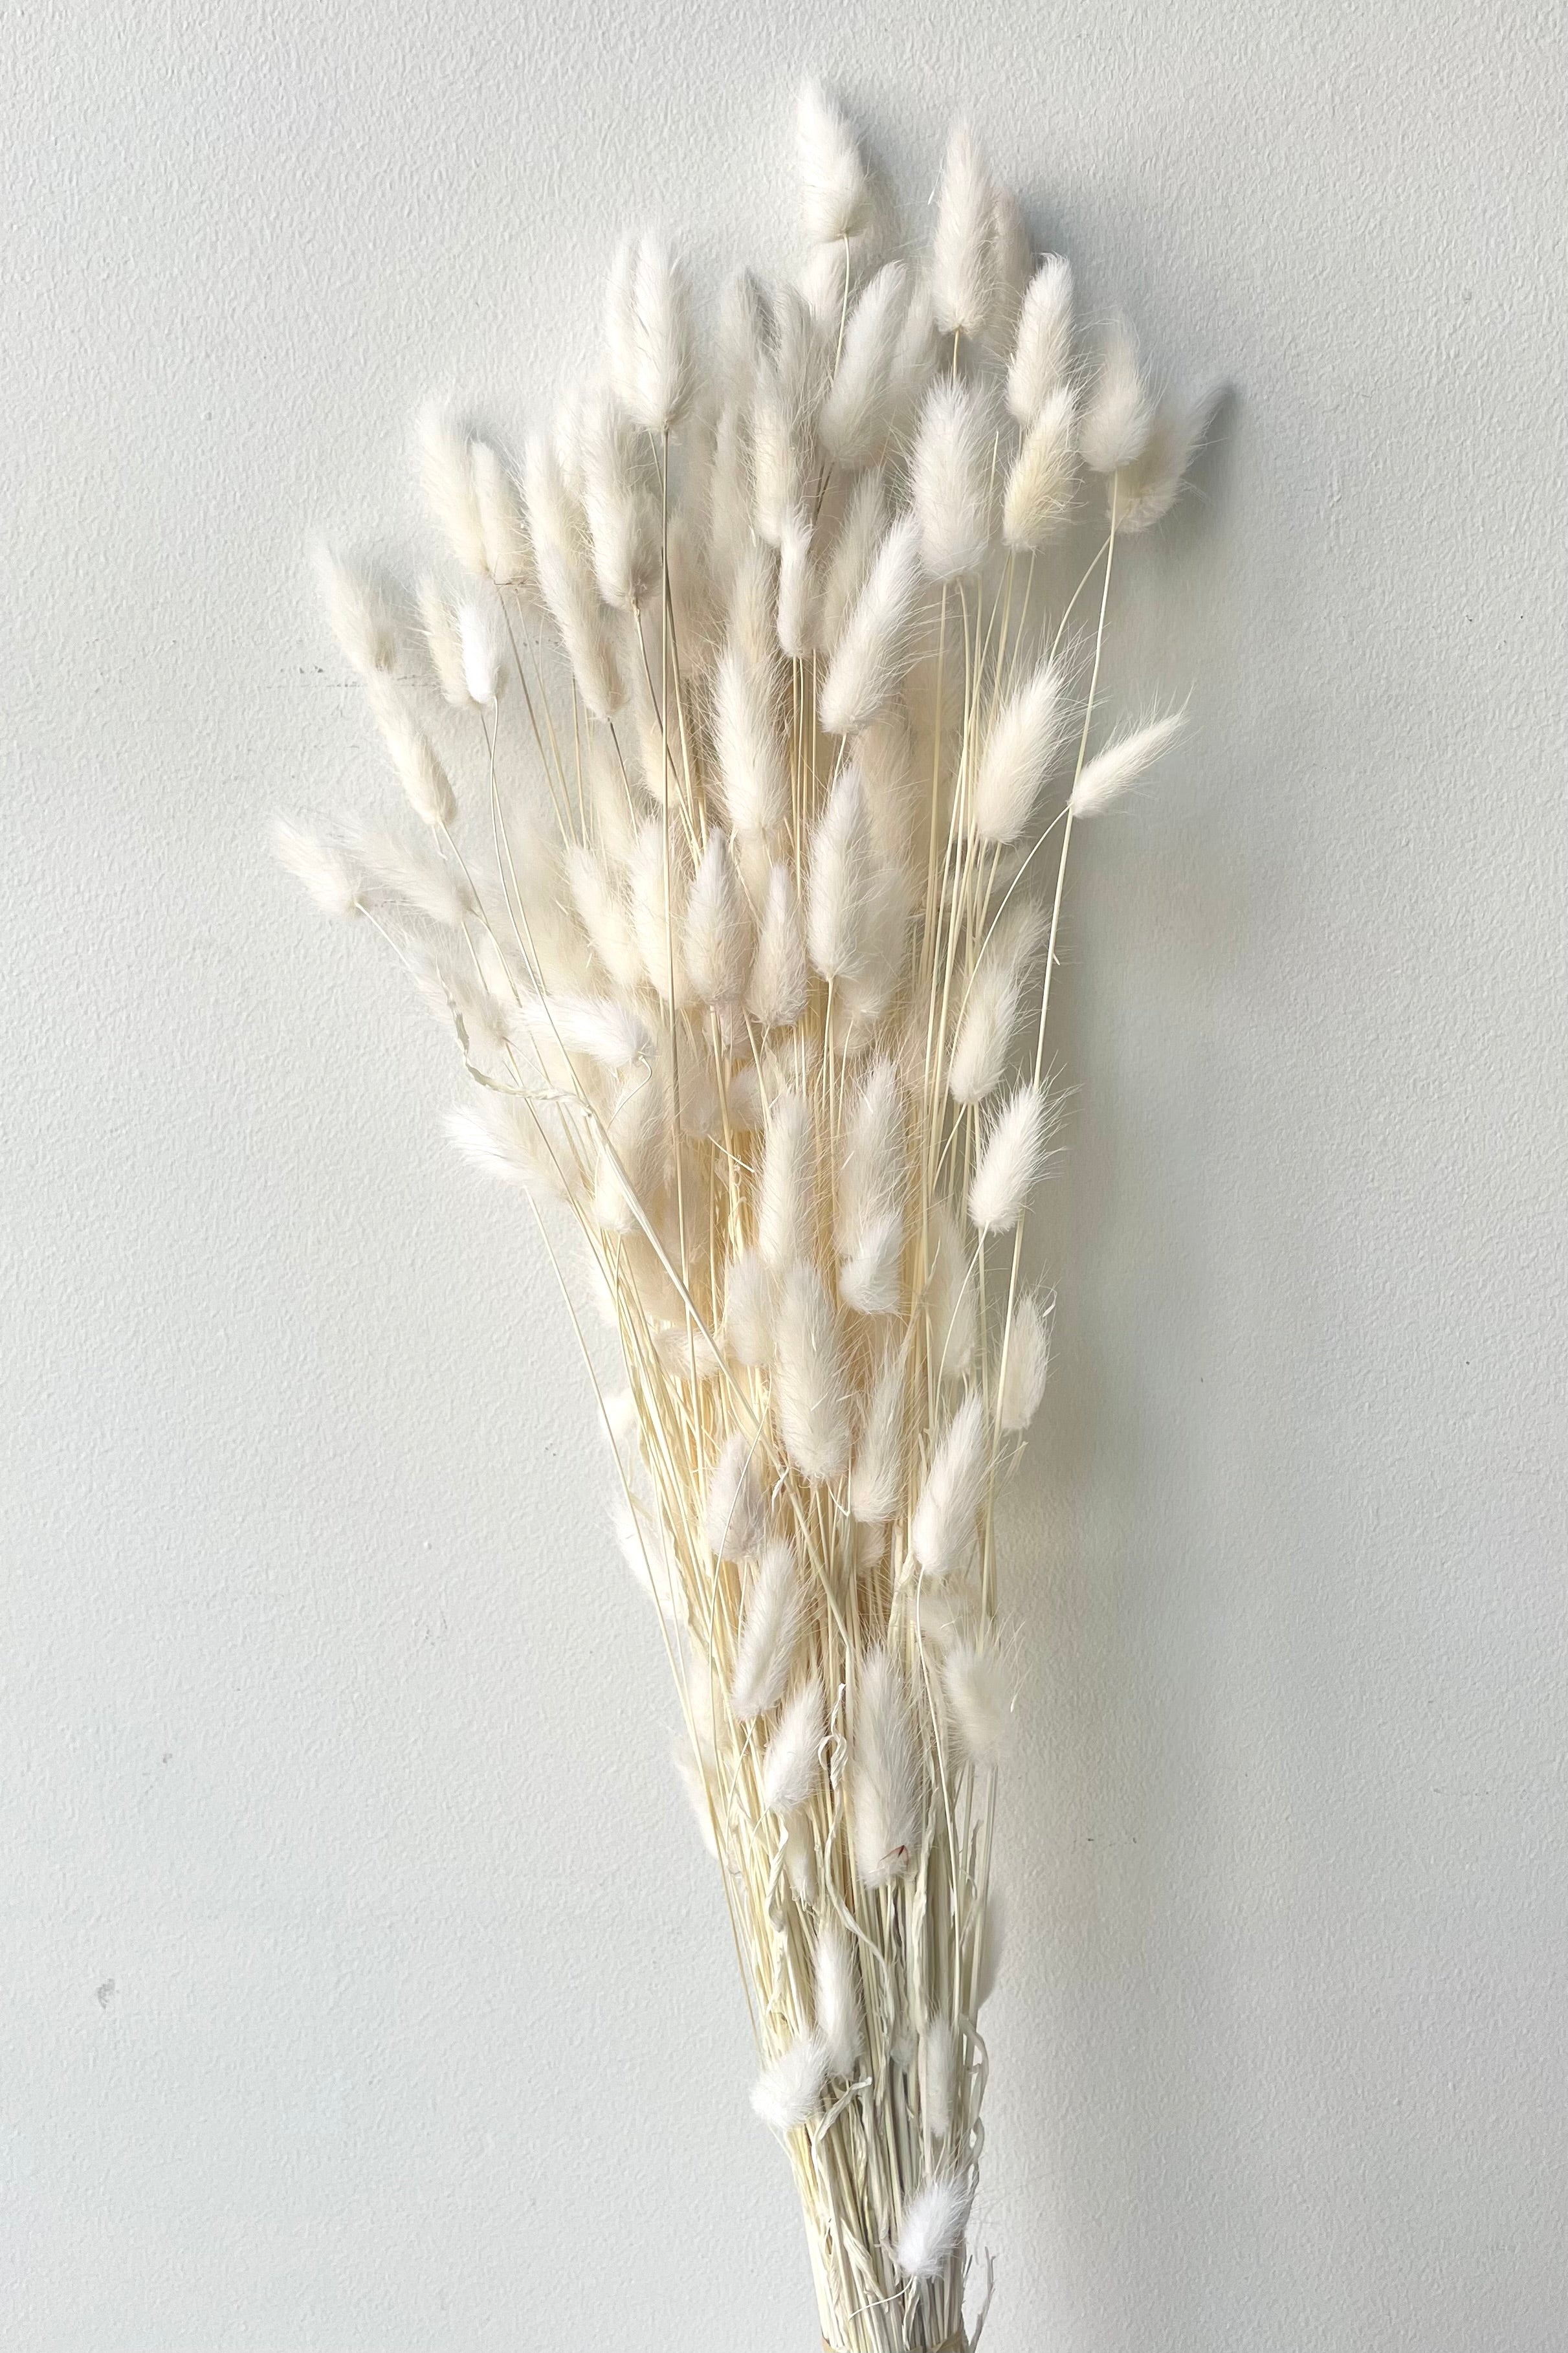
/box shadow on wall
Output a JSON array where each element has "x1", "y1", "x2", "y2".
[{"x1": 984, "y1": 396, "x2": 1258, "y2": 2319}]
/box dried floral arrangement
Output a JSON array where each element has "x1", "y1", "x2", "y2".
[{"x1": 277, "y1": 82, "x2": 1209, "y2": 2353}]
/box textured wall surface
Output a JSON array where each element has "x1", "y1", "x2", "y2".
[{"x1": 2, "y1": 2, "x2": 1565, "y2": 2347}]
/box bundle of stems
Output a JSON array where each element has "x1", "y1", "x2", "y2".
[{"x1": 278, "y1": 85, "x2": 1207, "y2": 2353}]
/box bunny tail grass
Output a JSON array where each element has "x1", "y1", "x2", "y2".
[{"x1": 281, "y1": 78, "x2": 1211, "y2": 2353}]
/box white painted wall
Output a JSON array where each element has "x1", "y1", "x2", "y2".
[{"x1": 3, "y1": 2, "x2": 1564, "y2": 2346}]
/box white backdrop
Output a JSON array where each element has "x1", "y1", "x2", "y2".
[{"x1": 2, "y1": 2, "x2": 1565, "y2": 2347}]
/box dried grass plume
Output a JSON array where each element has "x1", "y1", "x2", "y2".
[{"x1": 277, "y1": 78, "x2": 1212, "y2": 2353}]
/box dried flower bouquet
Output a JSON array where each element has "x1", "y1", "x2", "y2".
[{"x1": 278, "y1": 83, "x2": 1208, "y2": 2353}]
